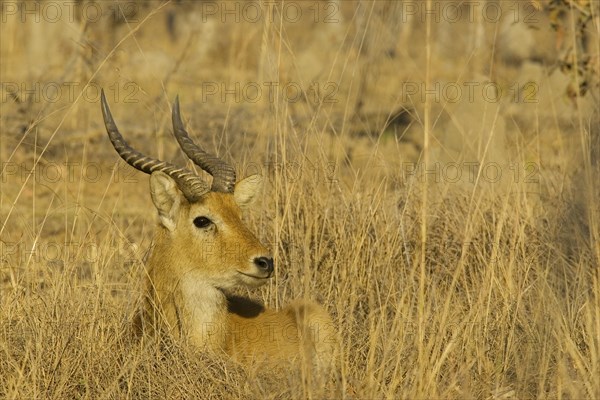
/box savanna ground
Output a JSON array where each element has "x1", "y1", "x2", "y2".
[{"x1": 1, "y1": 1, "x2": 599, "y2": 398}]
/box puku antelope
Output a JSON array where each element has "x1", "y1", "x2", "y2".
[{"x1": 100, "y1": 90, "x2": 334, "y2": 368}]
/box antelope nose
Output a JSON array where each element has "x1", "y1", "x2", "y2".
[{"x1": 254, "y1": 257, "x2": 274, "y2": 275}]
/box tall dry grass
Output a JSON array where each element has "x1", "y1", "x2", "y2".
[{"x1": 1, "y1": 1, "x2": 599, "y2": 398}]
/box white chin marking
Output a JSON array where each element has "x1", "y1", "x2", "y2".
[{"x1": 242, "y1": 275, "x2": 266, "y2": 287}]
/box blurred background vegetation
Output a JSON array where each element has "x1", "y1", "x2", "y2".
[{"x1": 1, "y1": 1, "x2": 599, "y2": 398}]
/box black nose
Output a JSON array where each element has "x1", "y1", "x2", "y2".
[{"x1": 254, "y1": 257, "x2": 274, "y2": 275}]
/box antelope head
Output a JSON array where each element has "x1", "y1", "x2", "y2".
[{"x1": 100, "y1": 90, "x2": 273, "y2": 290}]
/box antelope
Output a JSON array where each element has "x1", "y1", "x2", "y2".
[{"x1": 100, "y1": 90, "x2": 334, "y2": 369}]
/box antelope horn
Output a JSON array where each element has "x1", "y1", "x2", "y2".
[
  {"x1": 172, "y1": 97, "x2": 236, "y2": 193},
  {"x1": 100, "y1": 89, "x2": 209, "y2": 202}
]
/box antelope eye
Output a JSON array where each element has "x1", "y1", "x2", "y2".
[{"x1": 193, "y1": 216, "x2": 212, "y2": 229}]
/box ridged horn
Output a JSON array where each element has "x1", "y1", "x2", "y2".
[
  {"x1": 100, "y1": 89, "x2": 209, "y2": 202},
  {"x1": 172, "y1": 96, "x2": 236, "y2": 193}
]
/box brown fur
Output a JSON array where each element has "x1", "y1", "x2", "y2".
[{"x1": 139, "y1": 172, "x2": 335, "y2": 370}]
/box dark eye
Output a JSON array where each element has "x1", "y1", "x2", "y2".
[{"x1": 193, "y1": 216, "x2": 212, "y2": 229}]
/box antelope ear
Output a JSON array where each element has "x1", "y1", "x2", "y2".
[
  {"x1": 234, "y1": 174, "x2": 262, "y2": 208},
  {"x1": 150, "y1": 171, "x2": 182, "y2": 231}
]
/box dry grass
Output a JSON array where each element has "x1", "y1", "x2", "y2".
[{"x1": 1, "y1": 1, "x2": 599, "y2": 398}]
